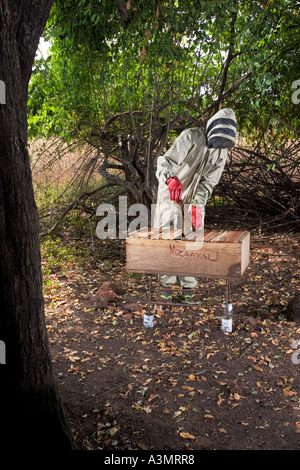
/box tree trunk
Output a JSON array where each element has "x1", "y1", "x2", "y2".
[{"x1": 0, "y1": 1, "x2": 73, "y2": 450}]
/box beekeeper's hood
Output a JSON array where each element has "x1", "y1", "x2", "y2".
[{"x1": 206, "y1": 108, "x2": 237, "y2": 149}]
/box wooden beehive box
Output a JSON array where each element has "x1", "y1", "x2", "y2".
[{"x1": 126, "y1": 228, "x2": 250, "y2": 280}]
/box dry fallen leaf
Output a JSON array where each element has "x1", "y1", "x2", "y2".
[
  {"x1": 188, "y1": 374, "x2": 196, "y2": 381},
  {"x1": 233, "y1": 393, "x2": 241, "y2": 400},
  {"x1": 283, "y1": 388, "x2": 296, "y2": 397},
  {"x1": 68, "y1": 355, "x2": 80, "y2": 362},
  {"x1": 182, "y1": 385, "x2": 194, "y2": 391},
  {"x1": 132, "y1": 402, "x2": 152, "y2": 413},
  {"x1": 180, "y1": 432, "x2": 196, "y2": 440},
  {"x1": 148, "y1": 394, "x2": 159, "y2": 402}
]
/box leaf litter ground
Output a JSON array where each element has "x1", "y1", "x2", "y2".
[{"x1": 43, "y1": 229, "x2": 300, "y2": 450}]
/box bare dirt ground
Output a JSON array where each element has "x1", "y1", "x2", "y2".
[{"x1": 43, "y1": 228, "x2": 300, "y2": 451}]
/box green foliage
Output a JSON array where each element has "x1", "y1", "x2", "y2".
[
  {"x1": 41, "y1": 235, "x2": 89, "y2": 264},
  {"x1": 28, "y1": 0, "x2": 300, "y2": 228},
  {"x1": 29, "y1": 0, "x2": 300, "y2": 145}
]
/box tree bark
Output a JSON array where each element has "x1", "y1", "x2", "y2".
[{"x1": 0, "y1": 1, "x2": 73, "y2": 450}]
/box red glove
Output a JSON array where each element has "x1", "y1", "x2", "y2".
[
  {"x1": 166, "y1": 177, "x2": 183, "y2": 201},
  {"x1": 191, "y1": 206, "x2": 203, "y2": 230}
]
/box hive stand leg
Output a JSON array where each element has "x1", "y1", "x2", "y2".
[
  {"x1": 147, "y1": 275, "x2": 152, "y2": 315},
  {"x1": 225, "y1": 279, "x2": 231, "y2": 315},
  {"x1": 146, "y1": 276, "x2": 234, "y2": 313}
]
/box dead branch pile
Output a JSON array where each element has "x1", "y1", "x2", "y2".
[
  {"x1": 31, "y1": 130, "x2": 299, "y2": 235},
  {"x1": 211, "y1": 139, "x2": 300, "y2": 231}
]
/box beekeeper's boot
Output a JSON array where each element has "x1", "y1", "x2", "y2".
[{"x1": 181, "y1": 288, "x2": 201, "y2": 305}]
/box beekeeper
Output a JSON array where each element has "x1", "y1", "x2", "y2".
[{"x1": 154, "y1": 108, "x2": 237, "y2": 304}]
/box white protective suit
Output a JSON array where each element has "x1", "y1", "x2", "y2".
[{"x1": 154, "y1": 108, "x2": 237, "y2": 288}]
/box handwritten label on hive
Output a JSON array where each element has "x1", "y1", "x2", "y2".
[{"x1": 169, "y1": 244, "x2": 218, "y2": 261}]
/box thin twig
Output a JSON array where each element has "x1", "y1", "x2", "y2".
[{"x1": 239, "y1": 340, "x2": 258, "y2": 359}]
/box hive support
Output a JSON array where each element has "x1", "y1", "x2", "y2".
[
  {"x1": 146, "y1": 274, "x2": 232, "y2": 311},
  {"x1": 147, "y1": 275, "x2": 153, "y2": 315},
  {"x1": 225, "y1": 279, "x2": 231, "y2": 315},
  {"x1": 126, "y1": 229, "x2": 250, "y2": 316}
]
